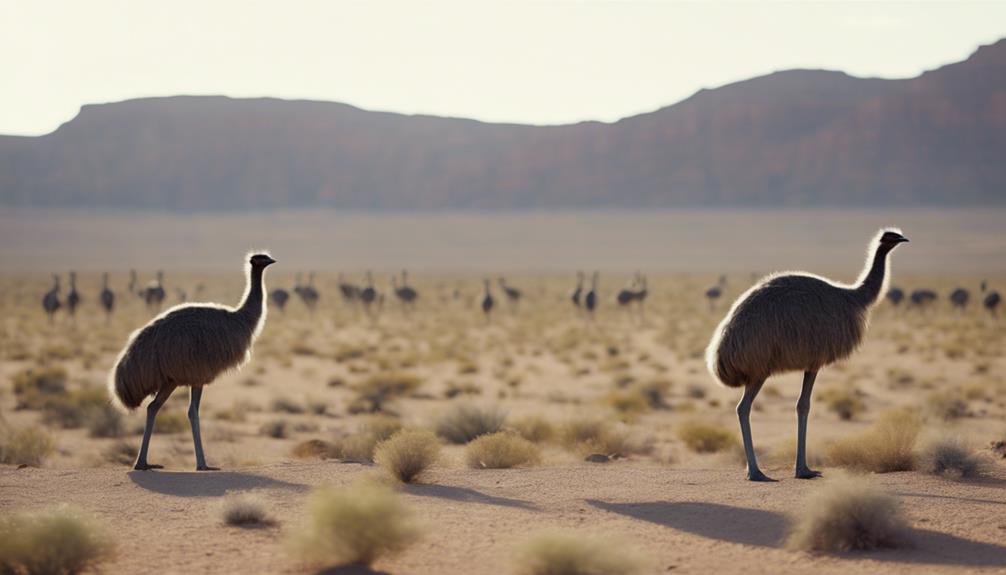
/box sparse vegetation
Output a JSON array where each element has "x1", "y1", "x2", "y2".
[
  {"x1": 434, "y1": 403, "x2": 506, "y2": 444},
  {"x1": 349, "y1": 372, "x2": 423, "y2": 413},
  {"x1": 0, "y1": 426, "x2": 55, "y2": 467},
  {"x1": 510, "y1": 415, "x2": 556, "y2": 444},
  {"x1": 292, "y1": 482, "x2": 419, "y2": 568},
  {"x1": 466, "y1": 431, "x2": 541, "y2": 469},
  {"x1": 916, "y1": 435, "x2": 987, "y2": 479},
  {"x1": 220, "y1": 493, "x2": 273, "y2": 527},
  {"x1": 12, "y1": 366, "x2": 67, "y2": 409},
  {"x1": 677, "y1": 420, "x2": 738, "y2": 453},
  {"x1": 0, "y1": 506, "x2": 114, "y2": 574},
  {"x1": 515, "y1": 531, "x2": 645, "y2": 575},
  {"x1": 152, "y1": 410, "x2": 188, "y2": 434},
  {"x1": 260, "y1": 419, "x2": 289, "y2": 439},
  {"x1": 821, "y1": 387, "x2": 866, "y2": 421},
  {"x1": 786, "y1": 475, "x2": 907, "y2": 551},
  {"x1": 374, "y1": 429, "x2": 440, "y2": 483},
  {"x1": 826, "y1": 409, "x2": 920, "y2": 472}
]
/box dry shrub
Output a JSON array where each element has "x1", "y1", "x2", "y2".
[
  {"x1": 291, "y1": 482, "x2": 419, "y2": 568},
  {"x1": 12, "y1": 366, "x2": 67, "y2": 409},
  {"x1": 331, "y1": 415, "x2": 404, "y2": 462},
  {"x1": 636, "y1": 379, "x2": 672, "y2": 409},
  {"x1": 0, "y1": 506, "x2": 114, "y2": 574},
  {"x1": 826, "y1": 409, "x2": 920, "y2": 472},
  {"x1": 515, "y1": 531, "x2": 645, "y2": 575},
  {"x1": 676, "y1": 420, "x2": 738, "y2": 453},
  {"x1": 41, "y1": 387, "x2": 106, "y2": 429},
  {"x1": 292, "y1": 439, "x2": 338, "y2": 459},
  {"x1": 821, "y1": 388, "x2": 866, "y2": 421},
  {"x1": 349, "y1": 372, "x2": 423, "y2": 413},
  {"x1": 605, "y1": 391, "x2": 649, "y2": 420},
  {"x1": 153, "y1": 410, "x2": 188, "y2": 434},
  {"x1": 271, "y1": 396, "x2": 305, "y2": 414},
  {"x1": 465, "y1": 432, "x2": 541, "y2": 469},
  {"x1": 0, "y1": 426, "x2": 55, "y2": 467},
  {"x1": 102, "y1": 440, "x2": 137, "y2": 466},
  {"x1": 558, "y1": 419, "x2": 649, "y2": 457},
  {"x1": 220, "y1": 493, "x2": 272, "y2": 527},
  {"x1": 511, "y1": 415, "x2": 556, "y2": 444},
  {"x1": 434, "y1": 403, "x2": 506, "y2": 444},
  {"x1": 925, "y1": 390, "x2": 969, "y2": 421},
  {"x1": 260, "y1": 419, "x2": 289, "y2": 439},
  {"x1": 374, "y1": 430, "x2": 440, "y2": 483},
  {"x1": 786, "y1": 475, "x2": 907, "y2": 551},
  {"x1": 916, "y1": 436, "x2": 987, "y2": 479}
]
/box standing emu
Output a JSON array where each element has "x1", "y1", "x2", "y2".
[
  {"x1": 393, "y1": 270, "x2": 419, "y2": 311},
  {"x1": 985, "y1": 290, "x2": 1001, "y2": 317},
  {"x1": 270, "y1": 287, "x2": 290, "y2": 313},
  {"x1": 886, "y1": 286, "x2": 905, "y2": 306},
  {"x1": 144, "y1": 271, "x2": 166, "y2": 312},
  {"x1": 570, "y1": 271, "x2": 585, "y2": 311},
  {"x1": 949, "y1": 288, "x2": 969, "y2": 311},
  {"x1": 100, "y1": 273, "x2": 115, "y2": 322},
  {"x1": 481, "y1": 278, "x2": 494, "y2": 322},
  {"x1": 109, "y1": 253, "x2": 276, "y2": 471},
  {"x1": 66, "y1": 271, "x2": 81, "y2": 320},
  {"x1": 705, "y1": 275, "x2": 727, "y2": 311},
  {"x1": 706, "y1": 229, "x2": 908, "y2": 481},
  {"x1": 498, "y1": 277, "x2": 522, "y2": 311},
  {"x1": 42, "y1": 274, "x2": 61, "y2": 324},
  {"x1": 584, "y1": 272, "x2": 598, "y2": 319}
]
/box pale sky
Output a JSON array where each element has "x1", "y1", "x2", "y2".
[{"x1": 1, "y1": 0, "x2": 1004, "y2": 136}]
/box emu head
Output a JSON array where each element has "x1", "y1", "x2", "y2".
[
  {"x1": 878, "y1": 229, "x2": 909, "y2": 249},
  {"x1": 249, "y1": 253, "x2": 277, "y2": 268}
]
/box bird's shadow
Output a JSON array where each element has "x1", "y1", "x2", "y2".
[
  {"x1": 316, "y1": 565, "x2": 390, "y2": 575},
  {"x1": 128, "y1": 470, "x2": 308, "y2": 497},
  {"x1": 406, "y1": 483, "x2": 538, "y2": 510},
  {"x1": 586, "y1": 499, "x2": 1006, "y2": 567}
]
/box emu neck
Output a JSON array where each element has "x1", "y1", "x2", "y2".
[
  {"x1": 854, "y1": 244, "x2": 892, "y2": 308},
  {"x1": 237, "y1": 266, "x2": 266, "y2": 323}
]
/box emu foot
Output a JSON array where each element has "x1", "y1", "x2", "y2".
[
  {"x1": 196, "y1": 465, "x2": 220, "y2": 471},
  {"x1": 133, "y1": 462, "x2": 164, "y2": 471},
  {"x1": 747, "y1": 469, "x2": 777, "y2": 482},
  {"x1": 795, "y1": 467, "x2": 823, "y2": 479}
]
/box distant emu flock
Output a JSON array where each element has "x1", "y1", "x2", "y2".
[{"x1": 31, "y1": 230, "x2": 999, "y2": 476}]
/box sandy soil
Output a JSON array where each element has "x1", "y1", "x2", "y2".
[
  {"x1": 1, "y1": 269, "x2": 1005, "y2": 573},
  {"x1": 2, "y1": 462, "x2": 1005, "y2": 574}
]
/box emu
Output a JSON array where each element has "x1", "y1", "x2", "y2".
[
  {"x1": 706, "y1": 229, "x2": 908, "y2": 481},
  {"x1": 128, "y1": 269, "x2": 139, "y2": 296},
  {"x1": 570, "y1": 271, "x2": 585, "y2": 311},
  {"x1": 481, "y1": 278, "x2": 494, "y2": 322},
  {"x1": 299, "y1": 272, "x2": 320, "y2": 311},
  {"x1": 144, "y1": 271, "x2": 166, "y2": 312},
  {"x1": 985, "y1": 290, "x2": 1001, "y2": 317},
  {"x1": 498, "y1": 277, "x2": 522, "y2": 311},
  {"x1": 949, "y1": 288, "x2": 970, "y2": 311},
  {"x1": 66, "y1": 271, "x2": 81, "y2": 320},
  {"x1": 42, "y1": 274, "x2": 61, "y2": 324},
  {"x1": 337, "y1": 273, "x2": 359, "y2": 304},
  {"x1": 359, "y1": 271, "x2": 377, "y2": 315},
  {"x1": 886, "y1": 286, "x2": 905, "y2": 306},
  {"x1": 270, "y1": 287, "x2": 290, "y2": 312},
  {"x1": 393, "y1": 270, "x2": 419, "y2": 311},
  {"x1": 109, "y1": 253, "x2": 276, "y2": 471},
  {"x1": 910, "y1": 288, "x2": 937, "y2": 309},
  {"x1": 100, "y1": 273, "x2": 115, "y2": 322},
  {"x1": 584, "y1": 272, "x2": 598, "y2": 319},
  {"x1": 705, "y1": 275, "x2": 727, "y2": 311}
]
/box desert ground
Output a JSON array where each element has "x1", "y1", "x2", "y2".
[{"x1": 1, "y1": 264, "x2": 1005, "y2": 574}]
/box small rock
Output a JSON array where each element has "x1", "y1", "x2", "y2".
[{"x1": 584, "y1": 453, "x2": 610, "y2": 463}]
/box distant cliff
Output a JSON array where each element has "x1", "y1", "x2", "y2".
[{"x1": 1, "y1": 40, "x2": 1004, "y2": 210}]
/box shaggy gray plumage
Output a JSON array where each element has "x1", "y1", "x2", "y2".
[
  {"x1": 949, "y1": 288, "x2": 970, "y2": 310},
  {"x1": 481, "y1": 278, "x2": 494, "y2": 321},
  {"x1": 100, "y1": 273, "x2": 115, "y2": 320},
  {"x1": 109, "y1": 253, "x2": 275, "y2": 470},
  {"x1": 584, "y1": 272, "x2": 598, "y2": 316},
  {"x1": 66, "y1": 271, "x2": 81, "y2": 318},
  {"x1": 985, "y1": 291, "x2": 1001, "y2": 317},
  {"x1": 144, "y1": 271, "x2": 166, "y2": 312},
  {"x1": 707, "y1": 229, "x2": 907, "y2": 481},
  {"x1": 270, "y1": 287, "x2": 289, "y2": 312},
  {"x1": 42, "y1": 274, "x2": 61, "y2": 324}
]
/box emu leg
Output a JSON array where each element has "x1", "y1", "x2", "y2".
[
  {"x1": 737, "y1": 379, "x2": 774, "y2": 482},
  {"x1": 188, "y1": 385, "x2": 219, "y2": 471},
  {"x1": 795, "y1": 370, "x2": 822, "y2": 479},
  {"x1": 134, "y1": 385, "x2": 175, "y2": 470}
]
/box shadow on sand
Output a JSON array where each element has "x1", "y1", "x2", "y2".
[
  {"x1": 128, "y1": 470, "x2": 308, "y2": 497},
  {"x1": 316, "y1": 565, "x2": 390, "y2": 575},
  {"x1": 586, "y1": 499, "x2": 1006, "y2": 567},
  {"x1": 406, "y1": 484, "x2": 538, "y2": 510}
]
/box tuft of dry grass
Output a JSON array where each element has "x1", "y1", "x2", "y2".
[
  {"x1": 349, "y1": 372, "x2": 423, "y2": 413},
  {"x1": 11, "y1": 366, "x2": 67, "y2": 410},
  {"x1": 821, "y1": 387, "x2": 867, "y2": 421},
  {"x1": 291, "y1": 482, "x2": 420, "y2": 568},
  {"x1": 786, "y1": 475, "x2": 907, "y2": 552},
  {"x1": 292, "y1": 439, "x2": 338, "y2": 459},
  {"x1": 0, "y1": 506, "x2": 114, "y2": 574},
  {"x1": 434, "y1": 403, "x2": 506, "y2": 444},
  {"x1": 510, "y1": 415, "x2": 556, "y2": 444},
  {"x1": 924, "y1": 390, "x2": 969, "y2": 421},
  {"x1": 260, "y1": 419, "x2": 289, "y2": 439},
  {"x1": 152, "y1": 410, "x2": 188, "y2": 434},
  {"x1": 465, "y1": 432, "x2": 541, "y2": 469},
  {"x1": 220, "y1": 493, "x2": 273, "y2": 527},
  {"x1": 0, "y1": 426, "x2": 55, "y2": 467},
  {"x1": 916, "y1": 435, "x2": 987, "y2": 479},
  {"x1": 558, "y1": 418, "x2": 650, "y2": 458},
  {"x1": 826, "y1": 409, "x2": 920, "y2": 472},
  {"x1": 676, "y1": 420, "x2": 738, "y2": 453},
  {"x1": 329, "y1": 415, "x2": 405, "y2": 462},
  {"x1": 271, "y1": 396, "x2": 305, "y2": 414},
  {"x1": 515, "y1": 531, "x2": 645, "y2": 575},
  {"x1": 374, "y1": 430, "x2": 440, "y2": 483}
]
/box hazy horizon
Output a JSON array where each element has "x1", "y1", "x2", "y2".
[{"x1": 2, "y1": 0, "x2": 1005, "y2": 136}]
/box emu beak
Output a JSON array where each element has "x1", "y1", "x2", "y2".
[
  {"x1": 896, "y1": 235, "x2": 909, "y2": 244},
  {"x1": 265, "y1": 256, "x2": 277, "y2": 266}
]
